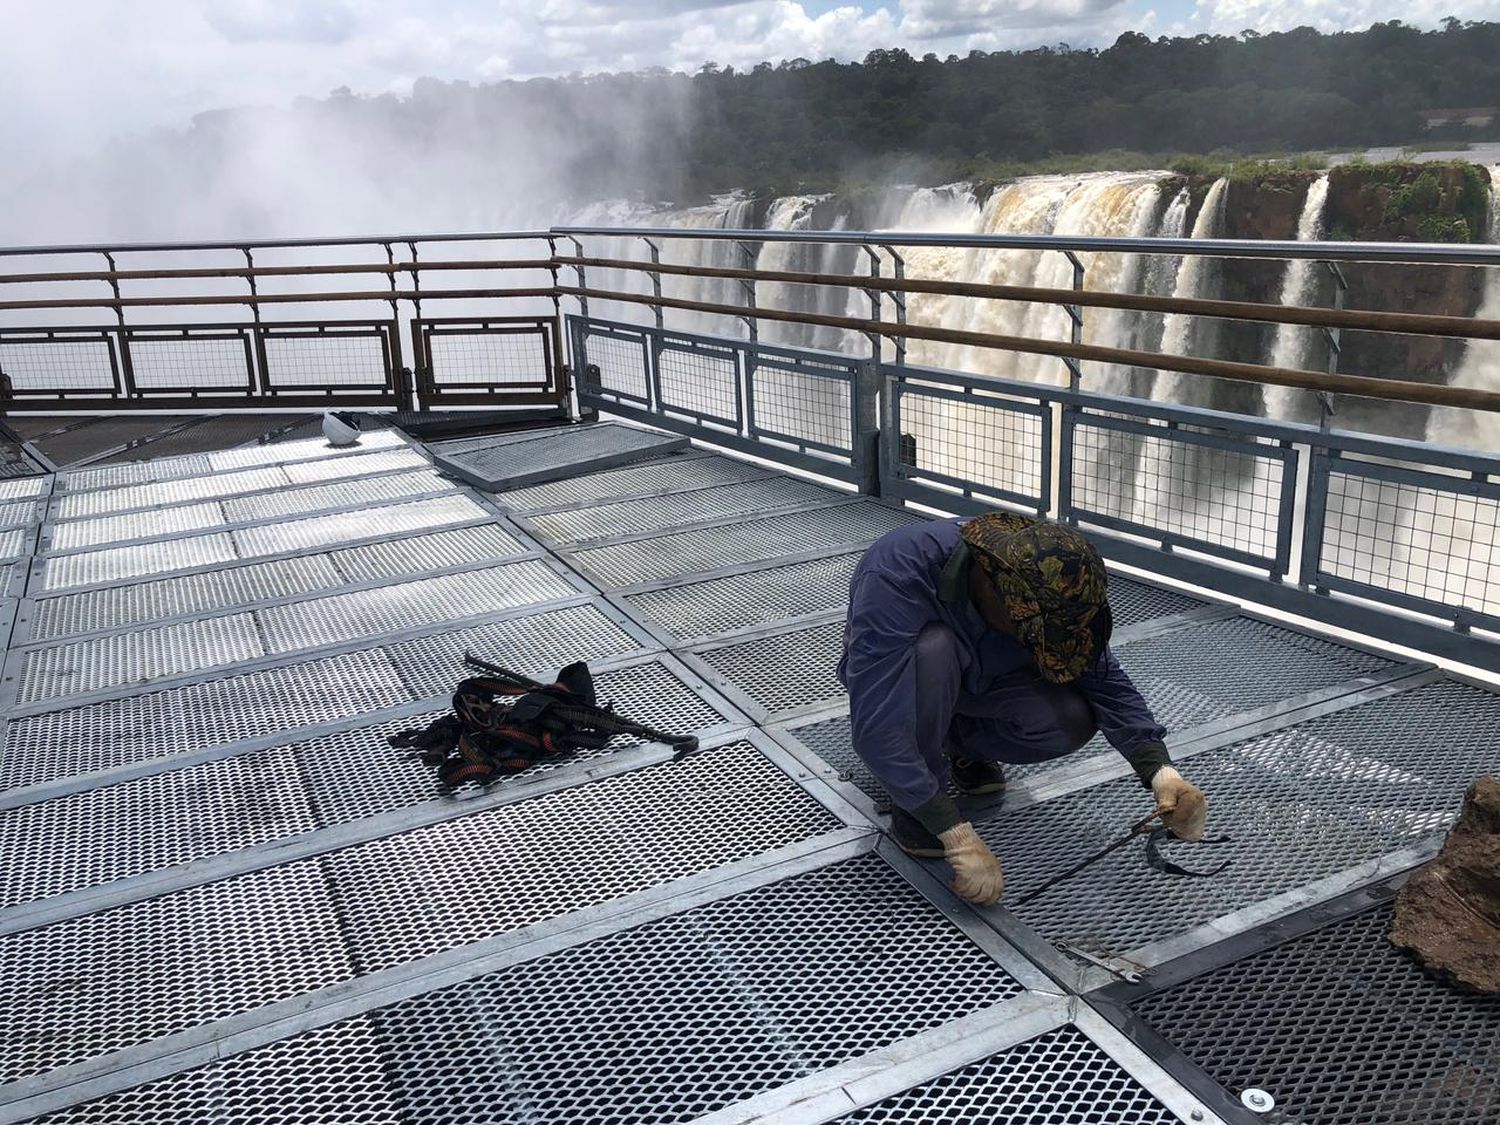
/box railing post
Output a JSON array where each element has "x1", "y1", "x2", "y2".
[
  {"x1": 564, "y1": 236, "x2": 588, "y2": 321},
  {"x1": 855, "y1": 358, "x2": 882, "y2": 497},
  {"x1": 640, "y1": 237, "x2": 664, "y2": 330},
  {"x1": 102, "y1": 251, "x2": 135, "y2": 398},
  {"x1": 861, "y1": 246, "x2": 882, "y2": 361},
  {"x1": 1062, "y1": 250, "x2": 1084, "y2": 392},
  {"x1": 737, "y1": 241, "x2": 758, "y2": 342},
  {"x1": 1319, "y1": 262, "x2": 1347, "y2": 431},
  {"x1": 882, "y1": 244, "x2": 907, "y2": 365}
]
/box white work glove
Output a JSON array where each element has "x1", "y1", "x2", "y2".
[
  {"x1": 1152, "y1": 765, "x2": 1207, "y2": 841},
  {"x1": 939, "y1": 821, "x2": 1005, "y2": 905}
]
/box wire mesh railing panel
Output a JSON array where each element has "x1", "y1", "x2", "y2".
[
  {"x1": 569, "y1": 502, "x2": 919, "y2": 589},
  {"x1": 576, "y1": 320, "x2": 651, "y2": 404},
  {"x1": 319, "y1": 740, "x2": 845, "y2": 974},
  {"x1": 0, "y1": 863, "x2": 354, "y2": 1085},
  {"x1": 984, "y1": 677, "x2": 1491, "y2": 960},
  {"x1": 260, "y1": 326, "x2": 392, "y2": 389},
  {"x1": 0, "y1": 332, "x2": 121, "y2": 393},
  {"x1": 0, "y1": 649, "x2": 411, "y2": 790},
  {"x1": 694, "y1": 620, "x2": 848, "y2": 719},
  {"x1": 1132, "y1": 905, "x2": 1500, "y2": 1125},
  {"x1": 892, "y1": 381, "x2": 1048, "y2": 509},
  {"x1": 426, "y1": 325, "x2": 549, "y2": 387},
  {"x1": 654, "y1": 335, "x2": 742, "y2": 428},
  {"x1": 1069, "y1": 412, "x2": 1293, "y2": 571},
  {"x1": 494, "y1": 453, "x2": 765, "y2": 513},
  {"x1": 623, "y1": 551, "x2": 862, "y2": 642},
  {"x1": 125, "y1": 331, "x2": 253, "y2": 391},
  {"x1": 526, "y1": 476, "x2": 837, "y2": 546},
  {"x1": 839, "y1": 1025, "x2": 1177, "y2": 1123},
  {"x1": 1314, "y1": 456, "x2": 1500, "y2": 630},
  {"x1": 748, "y1": 351, "x2": 856, "y2": 455}
]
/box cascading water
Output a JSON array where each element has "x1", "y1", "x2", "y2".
[
  {"x1": 755, "y1": 195, "x2": 857, "y2": 351},
  {"x1": 1262, "y1": 175, "x2": 1331, "y2": 421},
  {"x1": 1154, "y1": 177, "x2": 1228, "y2": 406},
  {"x1": 1430, "y1": 166, "x2": 1500, "y2": 454}
]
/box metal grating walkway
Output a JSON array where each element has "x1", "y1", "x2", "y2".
[{"x1": 0, "y1": 415, "x2": 1493, "y2": 1125}]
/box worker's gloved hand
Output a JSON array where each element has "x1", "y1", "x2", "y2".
[
  {"x1": 1152, "y1": 765, "x2": 1207, "y2": 841},
  {"x1": 938, "y1": 822, "x2": 1005, "y2": 906}
]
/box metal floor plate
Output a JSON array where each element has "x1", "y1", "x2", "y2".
[
  {"x1": 2, "y1": 658, "x2": 736, "y2": 909},
  {"x1": 1131, "y1": 904, "x2": 1500, "y2": 1125},
  {"x1": 432, "y1": 422, "x2": 688, "y2": 490},
  {"x1": 838, "y1": 1024, "x2": 1177, "y2": 1123},
  {"x1": 569, "y1": 501, "x2": 919, "y2": 588},
  {"x1": 496, "y1": 452, "x2": 766, "y2": 512},
  {"x1": 692, "y1": 619, "x2": 848, "y2": 720}
]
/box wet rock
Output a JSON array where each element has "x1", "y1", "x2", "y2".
[{"x1": 1390, "y1": 775, "x2": 1500, "y2": 994}]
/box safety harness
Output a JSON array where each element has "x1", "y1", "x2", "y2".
[{"x1": 389, "y1": 652, "x2": 700, "y2": 788}]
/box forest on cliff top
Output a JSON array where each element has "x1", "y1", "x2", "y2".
[{"x1": 244, "y1": 19, "x2": 1500, "y2": 204}]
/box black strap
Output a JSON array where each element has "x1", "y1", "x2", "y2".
[{"x1": 1144, "y1": 827, "x2": 1234, "y2": 878}]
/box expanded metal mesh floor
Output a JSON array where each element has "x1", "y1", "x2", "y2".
[
  {"x1": 1130, "y1": 904, "x2": 1500, "y2": 1125},
  {"x1": 1, "y1": 415, "x2": 1482, "y2": 1125}
]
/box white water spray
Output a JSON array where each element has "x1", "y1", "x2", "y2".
[
  {"x1": 1262, "y1": 175, "x2": 1331, "y2": 420},
  {"x1": 1155, "y1": 177, "x2": 1228, "y2": 405},
  {"x1": 1429, "y1": 166, "x2": 1500, "y2": 453}
]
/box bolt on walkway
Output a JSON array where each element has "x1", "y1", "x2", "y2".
[{"x1": 0, "y1": 419, "x2": 1494, "y2": 1125}]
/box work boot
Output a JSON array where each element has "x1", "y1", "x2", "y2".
[
  {"x1": 888, "y1": 807, "x2": 945, "y2": 858},
  {"x1": 950, "y1": 756, "x2": 1007, "y2": 796}
]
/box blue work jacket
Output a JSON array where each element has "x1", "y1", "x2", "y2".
[{"x1": 836, "y1": 518, "x2": 1167, "y2": 811}]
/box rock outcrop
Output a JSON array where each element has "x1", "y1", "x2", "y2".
[{"x1": 1390, "y1": 775, "x2": 1500, "y2": 994}]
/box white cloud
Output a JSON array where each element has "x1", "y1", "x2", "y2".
[{"x1": 1190, "y1": 0, "x2": 1500, "y2": 34}]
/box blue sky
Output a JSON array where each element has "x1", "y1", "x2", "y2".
[{"x1": 1, "y1": 0, "x2": 1489, "y2": 167}]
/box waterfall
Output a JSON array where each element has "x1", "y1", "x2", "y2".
[
  {"x1": 1429, "y1": 166, "x2": 1500, "y2": 453},
  {"x1": 1262, "y1": 175, "x2": 1331, "y2": 420},
  {"x1": 755, "y1": 195, "x2": 856, "y2": 351},
  {"x1": 655, "y1": 195, "x2": 756, "y2": 337},
  {"x1": 1154, "y1": 177, "x2": 1228, "y2": 406}
]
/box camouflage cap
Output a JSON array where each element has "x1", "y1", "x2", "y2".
[{"x1": 961, "y1": 511, "x2": 1109, "y2": 683}]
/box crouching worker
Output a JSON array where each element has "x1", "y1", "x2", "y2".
[{"x1": 837, "y1": 511, "x2": 1207, "y2": 906}]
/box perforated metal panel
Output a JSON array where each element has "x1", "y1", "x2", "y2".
[
  {"x1": 55, "y1": 466, "x2": 291, "y2": 519},
  {"x1": 256, "y1": 560, "x2": 577, "y2": 655},
  {"x1": 527, "y1": 476, "x2": 839, "y2": 546},
  {"x1": 432, "y1": 423, "x2": 687, "y2": 490},
  {"x1": 1, "y1": 650, "x2": 411, "y2": 790},
  {"x1": 28, "y1": 555, "x2": 346, "y2": 642},
  {"x1": 625, "y1": 551, "x2": 863, "y2": 641},
  {"x1": 1106, "y1": 574, "x2": 1207, "y2": 628},
  {"x1": 382, "y1": 602, "x2": 642, "y2": 698},
  {"x1": 840, "y1": 1025, "x2": 1177, "y2": 1123},
  {"x1": 205, "y1": 427, "x2": 405, "y2": 470},
  {"x1": 496, "y1": 453, "x2": 764, "y2": 512},
  {"x1": 18, "y1": 614, "x2": 266, "y2": 704},
  {"x1": 0, "y1": 526, "x2": 28, "y2": 560},
  {"x1": 42, "y1": 533, "x2": 239, "y2": 590},
  {"x1": 789, "y1": 713, "x2": 883, "y2": 800},
  {"x1": 326, "y1": 523, "x2": 527, "y2": 582},
  {"x1": 0, "y1": 863, "x2": 354, "y2": 1085},
  {"x1": 986, "y1": 678, "x2": 1499, "y2": 958},
  {"x1": 281, "y1": 446, "x2": 429, "y2": 483},
  {"x1": 695, "y1": 619, "x2": 847, "y2": 718},
  {"x1": 2, "y1": 660, "x2": 732, "y2": 908},
  {"x1": 1133, "y1": 905, "x2": 1500, "y2": 1125},
  {"x1": 231, "y1": 494, "x2": 488, "y2": 556},
  {"x1": 1110, "y1": 615, "x2": 1394, "y2": 733},
  {"x1": 571, "y1": 502, "x2": 918, "y2": 588},
  {"x1": 321, "y1": 741, "x2": 843, "y2": 975},
  {"x1": 221, "y1": 469, "x2": 454, "y2": 523},
  {"x1": 49, "y1": 501, "x2": 226, "y2": 550},
  {"x1": 61, "y1": 454, "x2": 214, "y2": 493},
  {"x1": 0, "y1": 499, "x2": 40, "y2": 529},
  {"x1": 34, "y1": 854, "x2": 1016, "y2": 1125},
  {"x1": 0, "y1": 476, "x2": 48, "y2": 500}
]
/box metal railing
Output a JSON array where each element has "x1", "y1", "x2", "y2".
[{"x1": 5, "y1": 221, "x2": 1500, "y2": 669}]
